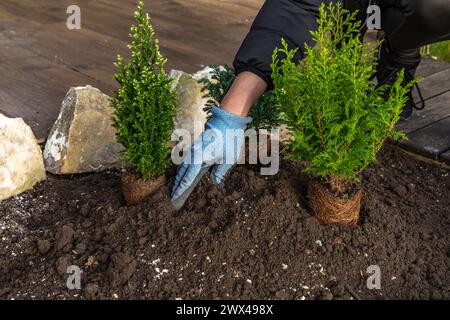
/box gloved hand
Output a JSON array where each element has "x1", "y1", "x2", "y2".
[{"x1": 170, "y1": 106, "x2": 252, "y2": 211}]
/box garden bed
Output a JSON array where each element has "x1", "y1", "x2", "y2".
[{"x1": 0, "y1": 144, "x2": 448, "y2": 300}]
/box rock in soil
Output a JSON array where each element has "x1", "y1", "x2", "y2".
[
  {"x1": 54, "y1": 225, "x2": 75, "y2": 253},
  {"x1": 55, "y1": 256, "x2": 71, "y2": 276},
  {"x1": 84, "y1": 283, "x2": 100, "y2": 299},
  {"x1": 0, "y1": 144, "x2": 449, "y2": 299},
  {"x1": 318, "y1": 289, "x2": 334, "y2": 300},
  {"x1": 36, "y1": 239, "x2": 51, "y2": 255},
  {"x1": 109, "y1": 253, "x2": 137, "y2": 287}
]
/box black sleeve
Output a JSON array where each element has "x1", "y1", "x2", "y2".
[
  {"x1": 381, "y1": 0, "x2": 450, "y2": 50},
  {"x1": 233, "y1": 0, "x2": 333, "y2": 90}
]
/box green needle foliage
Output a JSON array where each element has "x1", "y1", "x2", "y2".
[
  {"x1": 198, "y1": 65, "x2": 280, "y2": 130},
  {"x1": 111, "y1": 1, "x2": 176, "y2": 180},
  {"x1": 272, "y1": 2, "x2": 413, "y2": 183}
]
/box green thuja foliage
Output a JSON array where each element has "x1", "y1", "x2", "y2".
[
  {"x1": 111, "y1": 1, "x2": 176, "y2": 180},
  {"x1": 198, "y1": 65, "x2": 280, "y2": 130},
  {"x1": 271, "y1": 2, "x2": 413, "y2": 183}
]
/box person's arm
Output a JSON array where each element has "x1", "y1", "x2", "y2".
[{"x1": 220, "y1": 71, "x2": 267, "y2": 117}]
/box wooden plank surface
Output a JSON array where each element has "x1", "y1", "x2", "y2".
[
  {"x1": 0, "y1": 55, "x2": 112, "y2": 135},
  {"x1": 395, "y1": 58, "x2": 450, "y2": 161},
  {"x1": 398, "y1": 117, "x2": 450, "y2": 160},
  {"x1": 0, "y1": 0, "x2": 262, "y2": 73},
  {"x1": 396, "y1": 91, "x2": 450, "y2": 134},
  {"x1": 416, "y1": 57, "x2": 450, "y2": 78},
  {"x1": 412, "y1": 68, "x2": 450, "y2": 103}
]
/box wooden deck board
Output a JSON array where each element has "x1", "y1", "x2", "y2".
[
  {"x1": 412, "y1": 67, "x2": 450, "y2": 103},
  {"x1": 0, "y1": 0, "x2": 263, "y2": 139},
  {"x1": 416, "y1": 57, "x2": 450, "y2": 78},
  {"x1": 396, "y1": 91, "x2": 450, "y2": 134},
  {"x1": 398, "y1": 117, "x2": 450, "y2": 160},
  {"x1": 0, "y1": 55, "x2": 111, "y2": 135},
  {"x1": 395, "y1": 59, "x2": 450, "y2": 161}
]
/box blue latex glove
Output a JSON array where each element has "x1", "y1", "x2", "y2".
[{"x1": 171, "y1": 106, "x2": 252, "y2": 211}]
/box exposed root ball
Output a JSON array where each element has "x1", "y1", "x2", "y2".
[
  {"x1": 307, "y1": 179, "x2": 362, "y2": 225},
  {"x1": 121, "y1": 172, "x2": 167, "y2": 206}
]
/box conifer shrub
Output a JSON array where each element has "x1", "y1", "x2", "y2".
[
  {"x1": 271, "y1": 3, "x2": 413, "y2": 190},
  {"x1": 198, "y1": 65, "x2": 280, "y2": 130},
  {"x1": 111, "y1": 1, "x2": 176, "y2": 180}
]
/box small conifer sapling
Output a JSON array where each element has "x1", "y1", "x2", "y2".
[
  {"x1": 111, "y1": 1, "x2": 176, "y2": 205},
  {"x1": 271, "y1": 3, "x2": 414, "y2": 224}
]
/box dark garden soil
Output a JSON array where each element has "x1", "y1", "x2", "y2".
[{"x1": 0, "y1": 144, "x2": 449, "y2": 300}]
